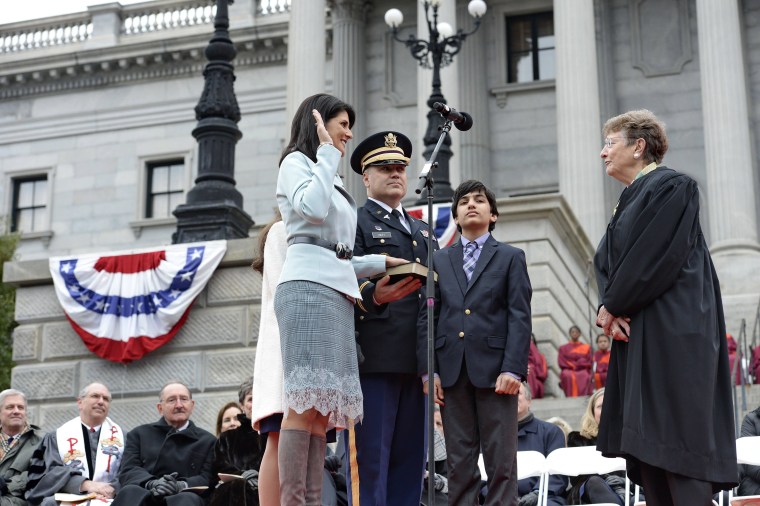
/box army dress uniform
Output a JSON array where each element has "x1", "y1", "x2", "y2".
[{"x1": 343, "y1": 131, "x2": 438, "y2": 506}]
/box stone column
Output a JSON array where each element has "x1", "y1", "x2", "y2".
[
  {"x1": 696, "y1": 0, "x2": 759, "y2": 252},
  {"x1": 695, "y1": 0, "x2": 760, "y2": 332},
  {"x1": 286, "y1": 0, "x2": 326, "y2": 120},
  {"x1": 553, "y1": 0, "x2": 605, "y2": 242},
  {"x1": 456, "y1": 2, "x2": 491, "y2": 186},
  {"x1": 331, "y1": 0, "x2": 370, "y2": 202}
]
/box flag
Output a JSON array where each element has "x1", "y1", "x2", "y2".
[
  {"x1": 406, "y1": 203, "x2": 458, "y2": 246},
  {"x1": 49, "y1": 240, "x2": 227, "y2": 364}
]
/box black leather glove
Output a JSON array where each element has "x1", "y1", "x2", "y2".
[
  {"x1": 604, "y1": 473, "x2": 627, "y2": 495},
  {"x1": 0, "y1": 475, "x2": 6, "y2": 496},
  {"x1": 241, "y1": 469, "x2": 259, "y2": 490},
  {"x1": 324, "y1": 455, "x2": 341, "y2": 473},
  {"x1": 518, "y1": 491, "x2": 539, "y2": 506},
  {"x1": 146, "y1": 477, "x2": 174, "y2": 497}
]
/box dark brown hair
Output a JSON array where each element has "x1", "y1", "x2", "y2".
[
  {"x1": 215, "y1": 401, "x2": 242, "y2": 437},
  {"x1": 252, "y1": 209, "x2": 283, "y2": 274},
  {"x1": 279, "y1": 93, "x2": 355, "y2": 165},
  {"x1": 451, "y1": 180, "x2": 498, "y2": 233}
]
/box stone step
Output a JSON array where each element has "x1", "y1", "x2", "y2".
[{"x1": 529, "y1": 384, "x2": 760, "y2": 435}]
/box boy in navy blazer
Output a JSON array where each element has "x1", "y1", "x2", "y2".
[{"x1": 418, "y1": 180, "x2": 532, "y2": 506}]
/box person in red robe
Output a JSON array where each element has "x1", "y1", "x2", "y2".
[
  {"x1": 594, "y1": 334, "x2": 611, "y2": 389},
  {"x1": 527, "y1": 334, "x2": 548, "y2": 399},
  {"x1": 752, "y1": 345, "x2": 760, "y2": 384},
  {"x1": 727, "y1": 333, "x2": 746, "y2": 385},
  {"x1": 558, "y1": 325, "x2": 593, "y2": 397}
]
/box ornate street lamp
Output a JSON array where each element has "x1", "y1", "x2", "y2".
[
  {"x1": 384, "y1": 0, "x2": 487, "y2": 203},
  {"x1": 173, "y1": 0, "x2": 254, "y2": 244}
]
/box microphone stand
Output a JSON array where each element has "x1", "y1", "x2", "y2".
[{"x1": 417, "y1": 118, "x2": 453, "y2": 506}]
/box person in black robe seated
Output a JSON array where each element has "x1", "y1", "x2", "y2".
[{"x1": 210, "y1": 379, "x2": 265, "y2": 506}]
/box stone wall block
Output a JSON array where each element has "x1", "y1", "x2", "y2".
[
  {"x1": 12, "y1": 325, "x2": 40, "y2": 361},
  {"x1": 101, "y1": 398, "x2": 161, "y2": 434},
  {"x1": 169, "y1": 306, "x2": 252, "y2": 349},
  {"x1": 204, "y1": 350, "x2": 256, "y2": 390},
  {"x1": 180, "y1": 392, "x2": 239, "y2": 435},
  {"x1": 13, "y1": 363, "x2": 79, "y2": 401},
  {"x1": 79, "y1": 353, "x2": 202, "y2": 397},
  {"x1": 206, "y1": 266, "x2": 261, "y2": 306},
  {"x1": 36, "y1": 404, "x2": 81, "y2": 433},
  {"x1": 15, "y1": 286, "x2": 63, "y2": 322},
  {"x1": 41, "y1": 321, "x2": 90, "y2": 360},
  {"x1": 248, "y1": 306, "x2": 261, "y2": 345}
]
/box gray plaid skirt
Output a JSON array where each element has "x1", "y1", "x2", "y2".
[{"x1": 274, "y1": 280, "x2": 363, "y2": 429}]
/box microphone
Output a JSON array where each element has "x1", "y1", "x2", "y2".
[
  {"x1": 415, "y1": 161, "x2": 434, "y2": 194},
  {"x1": 432, "y1": 102, "x2": 474, "y2": 131}
]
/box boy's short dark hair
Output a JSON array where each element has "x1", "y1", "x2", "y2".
[{"x1": 450, "y1": 180, "x2": 499, "y2": 233}]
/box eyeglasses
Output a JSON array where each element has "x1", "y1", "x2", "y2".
[
  {"x1": 161, "y1": 396, "x2": 191, "y2": 405},
  {"x1": 603, "y1": 137, "x2": 636, "y2": 149}
]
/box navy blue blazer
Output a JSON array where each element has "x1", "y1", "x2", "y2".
[
  {"x1": 417, "y1": 234, "x2": 532, "y2": 389},
  {"x1": 354, "y1": 199, "x2": 437, "y2": 374}
]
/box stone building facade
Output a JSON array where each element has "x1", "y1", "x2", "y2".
[{"x1": 1, "y1": 0, "x2": 758, "y2": 431}]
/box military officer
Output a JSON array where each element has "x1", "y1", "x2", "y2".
[{"x1": 344, "y1": 131, "x2": 438, "y2": 506}]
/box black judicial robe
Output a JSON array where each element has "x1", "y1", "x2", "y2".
[{"x1": 593, "y1": 166, "x2": 737, "y2": 490}]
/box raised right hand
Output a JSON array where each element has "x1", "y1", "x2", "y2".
[{"x1": 312, "y1": 109, "x2": 332, "y2": 145}]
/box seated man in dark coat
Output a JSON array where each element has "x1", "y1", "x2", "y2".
[
  {"x1": 112, "y1": 381, "x2": 216, "y2": 506},
  {"x1": 516, "y1": 383, "x2": 567, "y2": 506},
  {"x1": 210, "y1": 380, "x2": 265, "y2": 506}
]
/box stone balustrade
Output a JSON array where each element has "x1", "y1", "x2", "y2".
[
  {"x1": 123, "y1": 2, "x2": 217, "y2": 36},
  {"x1": 0, "y1": 0, "x2": 293, "y2": 55},
  {"x1": 259, "y1": 0, "x2": 290, "y2": 15},
  {"x1": 0, "y1": 0, "x2": 295, "y2": 101},
  {"x1": 1, "y1": 14, "x2": 92, "y2": 53}
]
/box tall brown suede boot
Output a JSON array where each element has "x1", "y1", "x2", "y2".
[
  {"x1": 305, "y1": 434, "x2": 327, "y2": 506},
  {"x1": 278, "y1": 428, "x2": 311, "y2": 506}
]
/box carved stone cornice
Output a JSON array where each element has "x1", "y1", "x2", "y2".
[
  {"x1": 0, "y1": 26, "x2": 288, "y2": 100},
  {"x1": 329, "y1": 0, "x2": 371, "y2": 23}
]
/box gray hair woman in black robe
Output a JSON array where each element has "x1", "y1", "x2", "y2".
[{"x1": 593, "y1": 109, "x2": 737, "y2": 505}]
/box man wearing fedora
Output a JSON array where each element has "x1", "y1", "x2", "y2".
[{"x1": 343, "y1": 131, "x2": 437, "y2": 506}]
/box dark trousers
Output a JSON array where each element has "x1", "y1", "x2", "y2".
[
  {"x1": 636, "y1": 459, "x2": 713, "y2": 506},
  {"x1": 111, "y1": 484, "x2": 206, "y2": 506},
  {"x1": 344, "y1": 373, "x2": 426, "y2": 506},
  {"x1": 442, "y1": 361, "x2": 518, "y2": 506}
]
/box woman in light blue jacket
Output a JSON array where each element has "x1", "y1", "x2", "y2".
[{"x1": 274, "y1": 93, "x2": 413, "y2": 505}]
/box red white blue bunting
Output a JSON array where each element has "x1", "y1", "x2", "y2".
[
  {"x1": 49, "y1": 241, "x2": 227, "y2": 363},
  {"x1": 406, "y1": 203, "x2": 458, "y2": 247}
]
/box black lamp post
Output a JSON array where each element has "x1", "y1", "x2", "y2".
[
  {"x1": 173, "y1": 0, "x2": 254, "y2": 244},
  {"x1": 385, "y1": 0, "x2": 487, "y2": 204}
]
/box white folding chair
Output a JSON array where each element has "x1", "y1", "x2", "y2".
[
  {"x1": 636, "y1": 503, "x2": 719, "y2": 506},
  {"x1": 542, "y1": 446, "x2": 629, "y2": 506},
  {"x1": 730, "y1": 436, "x2": 760, "y2": 506},
  {"x1": 517, "y1": 450, "x2": 547, "y2": 506}
]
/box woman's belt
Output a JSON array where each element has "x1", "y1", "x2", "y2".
[{"x1": 288, "y1": 236, "x2": 353, "y2": 260}]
